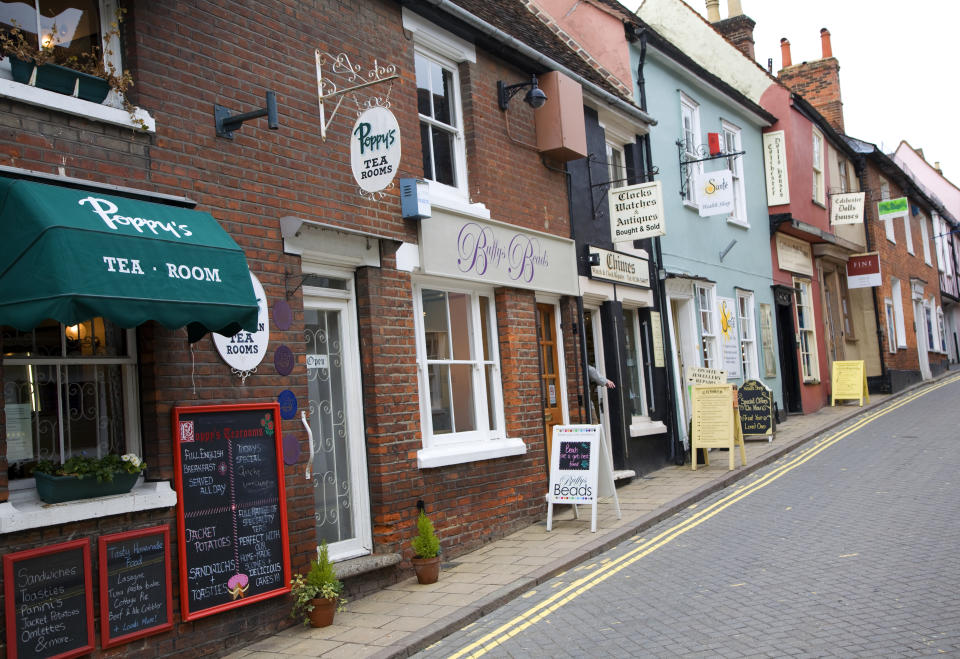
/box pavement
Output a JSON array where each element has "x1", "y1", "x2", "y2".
[{"x1": 224, "y1": 375, "x2": 944, "y2": 659}]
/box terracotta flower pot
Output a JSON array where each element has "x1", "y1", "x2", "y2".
[
  {"x1": 412, "y1": 556, "x2": 441, "y2": 584},
  {"x1": 308, "y1": 597, "x2": 337, "y2": 627}
]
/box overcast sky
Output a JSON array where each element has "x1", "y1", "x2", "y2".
[{"x1": 623, "y1": 1, "x2": 958, "y2": 184}]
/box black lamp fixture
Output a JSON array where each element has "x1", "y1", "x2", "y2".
[{"x1": 497, "y1": 75, "x2": 548, "y2": 111}]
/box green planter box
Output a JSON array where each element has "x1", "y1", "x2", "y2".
[
  {"x1": 9, "y1": 55, "x2": 110, "y2": 103},
  {"x1": 34, "y1": 470, "x2": 139, "y2": 504}
]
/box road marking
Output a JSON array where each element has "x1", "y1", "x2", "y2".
[{"x1": 446, "y1": 374, "x2": 960, "y2": 659}]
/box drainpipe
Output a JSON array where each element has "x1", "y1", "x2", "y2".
[
  {"x1": 637, "y1": 29, "x2": 684, "y2": 464},
  {"x1": 856, "y1": 154, "x2": 888, "y2": 390}
]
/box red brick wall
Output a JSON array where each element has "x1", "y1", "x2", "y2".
[{"x1": 778, "y1": 58, "x2": 844, "y2": 134}]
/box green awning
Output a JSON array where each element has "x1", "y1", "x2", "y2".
[{"x1": 0, "y1": 176, "x2": 259, "y2": 339}]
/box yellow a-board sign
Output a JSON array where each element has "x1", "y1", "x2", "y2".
[
  {"x1": 830, "y1": 360, "x2": 869, "y2": 406},
  {"x1": 690, "y1": 384, "x2": 746, "y2": 471}
]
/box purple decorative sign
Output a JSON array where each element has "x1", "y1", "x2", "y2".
[
  {"x1": 282, "y1": 434, "x2": 300, "y2": 466},
  {"x1": 272, "y1": 299, "x2": 292, "y2": 331},
  {"x1": 274, "y1": 345, "x2": 294, "y2": 376},
  {"x1": 278, "y1": 389, "x2": 297, "y2": 420}
]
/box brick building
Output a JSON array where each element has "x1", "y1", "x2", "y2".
[{"x1": 0, "y1": 0, "x2": 636, "y2": 655}]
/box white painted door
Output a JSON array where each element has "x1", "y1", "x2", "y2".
[
  {"x1": 304, "y1": 292, "x2": 371, "y2": 560},
  {"x1": 913, "y1": 300, "x2": 932, "y2": 380}
]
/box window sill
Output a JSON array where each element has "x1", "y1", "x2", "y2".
[
  {"x1": 803, "y1": 378, "x2": 821, "y2": 385},
  {"x1": 418, "y1": 437, "x2": 527, "y2": 468},
  {"x1": 630, "y1": 419, "x2": 668, "y2": 437},
  {"x1": 428, "y1": 181, "x2": 490, "y2": 220},
  {"x1": 726, "y1": 217, "x2": 750, "y2": 229},
  {"x1": 0, "y1": 479, "x2": 176, "y2": 535},
  {"x1": 0, "y1": 77, "x2": 155, "y2": 133}
]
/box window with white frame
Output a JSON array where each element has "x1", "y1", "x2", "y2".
[
  {"x1": 920, "y1": 213, "x2": 932, "y2": 265},
  {"x1": 794, "y1": 278, "x2": 819, "y2": 381},
  {"x1": 934, "y1": 212, "x2": 950, "y2": 275},
  {"x1": 884, "y1": 300, "x2": 897, "y2": 353},
  {"x1": 680, "y1": 93, "x2": 701, "y2": 206},
  {"x1": 736, "y1": 291, "x2": 759, "y2": 379},
  {"x1": 696, "y1": 284, "x2": 718, "y2": 369},
  {"x1": 903, "y1": 213, "x2": 914, "y2": 254},
  {"x1": 606, "y1": 141, "x2": 626, "y2": 188},
  {"x1": 925, "y1": 301, "x2": 936, "y2": 351},
  {"x1": 722, "y1": 121, "x2": 747, "y2": 226},
  {"x1": 937, "y1": 306, "x2": 947, "y2": 352},
  {"x1": 415, "y1": 285, "x2": 503, "y2": 445},
  {"x1": 622, "y1": 309, "x2": 649, "y2": 419},
  {"x1": 3, "y1": 318, "x2": 140, "y2": 482},
  {"x1": 891, "y1": 277, "x2": 907, "y2": 347},
  {"x1": 812, "y1": 128, "x2": 825, "y2": 205},
  {"x1": 882, "y1": 180, "x2": 896, "y2": 243},
  {"x1": 837, "y1": 159, "x2": 850, "y2": 194}
]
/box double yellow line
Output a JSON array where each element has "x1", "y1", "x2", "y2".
[{"x1": 447, "y1": 374, "x2": 960, "y2": 659}]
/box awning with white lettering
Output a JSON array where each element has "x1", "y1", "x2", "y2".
[{"x1": 0, "y1": 176, "x2": 258, "y2": 340}]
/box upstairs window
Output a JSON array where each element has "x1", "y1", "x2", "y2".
[
  {"x1": 881, "y1": 181, "x2": 896, "y2": 243},
  {"x1": 722, "y1": 121, "x2": 747, "y2": 226},
  {"x1": 920, "y1": 213, "x2": 932, "y2": 265},
  {"x1": 812, "y1": 128, "x2": 825, "y2": 205},
  {"x1": 680, "y1": 93, "x2": 701, "y2": 206},
  {"x1": 416, "y1": 52, "x2": 464, "y2": 190}
]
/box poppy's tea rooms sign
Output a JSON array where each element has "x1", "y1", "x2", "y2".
[
  {"x1": 419, "y1": 214, "x2": 578, "y2": 295},
  {"x1": 588, "y1": 246, "x2": 650, "y2": 288},
  {"x1": 830, "y1": 192, "x2": 865, "y2": 225},
  {"x1": 609, "y1": 180, "x2": 665, "y2": 243},
  {"x1": 351, "y1": 106, "x2": 400, "y2": 193},
  {"x1": 762, "y1": 130, "x2": 789, "y2": 205},
  {"x1": 697, "y1": 169, "x2": 734, "y2": 218},
  {"x1": 214, "y1": 272, "x2": 269, "y2": 381}
]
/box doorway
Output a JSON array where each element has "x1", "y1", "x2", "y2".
[
  {"x1": 913, "y1": 298, "x2": 932, "y2": 380},
  {"x1": 537, "y1": 303, "x2": 563, "y2": 461},
  {"x1": 304, "y1": 283, "x2": 371, "y2": 561},
  {"x1": 774, "y1": 286, "x2": 802, "y2": 413}
]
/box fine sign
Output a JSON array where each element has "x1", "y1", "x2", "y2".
[{"x1": 351, "y1": 106, "x2": 401, "y2": 192}]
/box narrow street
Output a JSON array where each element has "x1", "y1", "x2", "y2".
[{"x1": 415, "y1": 376, "x2": 960, "y2": 658}]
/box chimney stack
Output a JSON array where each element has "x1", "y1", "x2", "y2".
[
  {"x1": 705, "y1": 0, "x2": 721, "y2": 22},
  {"x1": 778, "y1": 29, "x2": 845, "y2": 133},
  {"x1": 727, "y1": 0, "x2": 743, "y2": 15},
  {"x1": 780, "y1": 38, "x2": 792, "y2": 68}
]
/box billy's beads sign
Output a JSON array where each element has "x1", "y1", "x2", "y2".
[
  {"x1": 351, "y1": 107, "x2": 401, "y2": 192},
  {"x1": 609, "y1": 180, "x2": 665, "y2": 242}
]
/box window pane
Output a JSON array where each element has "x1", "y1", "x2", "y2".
[
  {"x1": 431, "y1": 126, "x2": 456, "y2": 186},
  {"x1": 447, "y1": 292, "x2": 473, "y2": 361},
  {"x1": 4, "y1": 364, "x2": 58, "y2": 478},
  {"x1": 622, "y1": 312, "x2": 644, "y2": 416},
  {"x1": 38, "y1": 0, "x2": 101, "y2": 59},
  {"x1": 63, "y1": 362, "x2": 124, "y2": 457},
  {"x1": 433, "y1": 67, "x2": 454, "y2": 126},
  {"x1": 3, "y1": 320, "x2": 63, "y2": 357},
  {"x1": 420, "y1": 122, "x2": 434, "y2": 181},
  {"x1": 449, "y1": 363, "x2": 475, "y2": 432},
  {"x1": 485, "y1": 364, "x2": 498, "y2": 433},
  {"x1": 479, "y1": 296, "x2": 492, "y2": 361},
  {"x1": 415, "y1": 55, "x2": 432, "y2": 116},
  {"x1": 428, "y1": 363, "x2": 452, "y2": 433},
  {"x1": 422, "y1": 289, "x2": 450, "y2": 359}
]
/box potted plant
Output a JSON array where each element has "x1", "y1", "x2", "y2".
[
  {"x1": 32, "y1": 453, "x2": 145, "y2": 503},
  {"x1": 411, "y1": 510, "x2": 441, "y2": 585},
  {"x1": 0, "y1": 11, "x2": 144, "y2": 126},
  {"x1": 290, "y1": 540, "x2": 345, "y2": 627}
]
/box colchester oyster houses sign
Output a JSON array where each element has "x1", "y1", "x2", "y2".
[{"x1": 351, "y1": 106, "x2": 401, "y2": 192}]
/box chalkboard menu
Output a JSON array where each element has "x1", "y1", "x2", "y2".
[
  {"x1": 738, "y1": 379, "x2": 774, "y2": 437},
  {"x1": 99, "y1": 526, "x2": 173, "y2": 648},
  {"x1": 558, "y1": 441, "x2": 591, "y2": 470},
  {"x1": 173, "y1": 403, "x2": 291, "y2": 621},
  {"x1": 3, "y1": 539, "x2": 94, "y2": 659}
]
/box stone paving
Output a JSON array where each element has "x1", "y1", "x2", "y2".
[{"x1": 223, "y1": 381, "x2": 934, "y2": 659}]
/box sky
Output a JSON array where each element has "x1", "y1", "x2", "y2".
[{"x1": 622, "y1": 1, "x2": 960, "y2": 184}]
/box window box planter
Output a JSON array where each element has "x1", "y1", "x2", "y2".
[
  {"x1": 9, "y1": 55, "x2": 110, "y2": 103},
  {"x1": 34, "y1": 470, "x2": 139, "y2": 504}
]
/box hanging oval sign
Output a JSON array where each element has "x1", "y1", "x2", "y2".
[
  {"x1": 213, "y1": 271, "x2": 269, "y2": 374},
  {"x1": 351, "y1": 106, "x2": 401, "y2": 192}
]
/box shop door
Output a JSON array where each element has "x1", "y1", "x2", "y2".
[
  {"x1": 583, "y1": 309, "x2": 610, "y2": 435},
  {"x1": 775, "y1": 296, "x2": 802, "y2": 413},
  {"x1": 537, "y1": 303, "x2": 562, "y2": 460},
  {"x1": 822, "y1": 269, "x2": 845, "y2": 364},
  {"x1": 305, "y1": 295, "x2": 371, "y2": 560},
  {"x1": 913, "y1": 299, "x2": 932, "y2": 380},
  {"x1": 670, "y1": 298, "x2": 692, "y2": 429}
]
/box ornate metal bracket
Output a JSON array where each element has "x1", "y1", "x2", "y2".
[
  {"x1": 676, "y1": 140, "x2": 745, "y2": 199},
  {"x1": 316, "y1": 51, "x2": 400, "y2": 141},
  {"x1": 586, "y1": 153, "x2": 659, "y2": 218},
  {"x1": 231, "y1": 366, "x2": 256, "y2": 384}
]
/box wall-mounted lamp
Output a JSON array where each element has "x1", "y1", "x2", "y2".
[
  {"x1": 497, "y1": 75, "x2": 547, "y2": 111},
  {"x1": 215, "y1": 91, "x2": 279, "y2": 139}
]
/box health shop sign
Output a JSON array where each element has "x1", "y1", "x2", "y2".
[
  {"x1": 830, "y1": 192, "x2": 865, "y2": 225},
  {"x1": 418, "y1": 213, "x2": 578, "y2": 295},
  {"x1": 763, "y1": 130, "x2": 789, "y2": 205},
  {"x1": 698, "y1": 169, "x2": 734, "y2": 217},
  {"x1": 351, "y1": 106, "x2": 400, "y2": 193},
  {"x1": 608, "y1": 180, "x2": 665, "y2": 243},
  {"x1": 846, "y1": 252, "x2": 881, "y2": 289}
]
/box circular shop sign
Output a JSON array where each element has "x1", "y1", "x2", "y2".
[
  {"x1": 213, "y1": 271, "x2": 269, "y2": 373},
  {"x1": 351, "y1": 106, "x2": 401, "y2": 193}
]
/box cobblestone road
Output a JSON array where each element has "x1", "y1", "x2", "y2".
[{"x1": 415, "y1": 378, "x2": 960, "y2": 658}]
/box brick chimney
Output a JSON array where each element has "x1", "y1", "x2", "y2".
[
  {"x1": 778, "y1": 28, "x2": 845, "y2": 133},
  {"x1": 708, "y1": 0, "x2": 757, "y2": 61}
]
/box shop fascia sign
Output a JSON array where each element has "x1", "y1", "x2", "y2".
[
  {"x1": 351, "y1": 106, "x2": 401, "y2": 193},
  {"x1": 608, "y1": 180, "x2": 665, "y2": 243},
  {"x1": 588, "y1": 246, "x2": 650, "y2": 288},
  {"x1": 775, "y1": 233, "x2": 813, "y2": 277},
  {"x1": 697, "y1": 169, "x2": 734, "y2": 218},
  {"x1": 830, "y1": 192, "x2": 865, "y2": 225},
  {"x1": 846, "y1": 252, "x2": 881, "y2": 289},
  {"x1": 214, "y1": 272, "x2": 269, "y2": 382}
]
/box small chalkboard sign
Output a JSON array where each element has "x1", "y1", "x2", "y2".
[
  {"x1": 558, "y1": 441, "x2": 591, "y2": 470},
  {"x1": 738, "y1": 379, "x2": 775, "y2": 440},
  {"x1": 99, "y1": 525, "x2": 173, "y2": 648},
  {"x1": 173, "y1": 403, "x2": 291, "y2": 621},
  {"x1": 3, "y1": 538, "x2": 94, "y2": 659},
  {"x1": 546, "y1": 425, "x2": 620, "y2": 533}
]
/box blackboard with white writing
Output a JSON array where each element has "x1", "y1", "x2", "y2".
[
  {"x1": 738, "y1": 379, "x2": 774, "y2": 437},
  {"x1": 3, "y1": 538, "x2": 94, "y2": 659},
  {"x1": 99, "y1": 526, "x2": 172, "y2": 648},
  {"x1": 173, "y1": 403, "x2": 291, "y2": 621}
]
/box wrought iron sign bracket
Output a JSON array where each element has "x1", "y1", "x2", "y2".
[
  {"x1": 316, "y1": 50, "x2": 400, "y2": 141},
  {"x1": 586, "y1": 153, "x2": 660, "y2": 220},
  {"x1": 676, "y1": 140, "x2": 745, "y2": 199}
]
